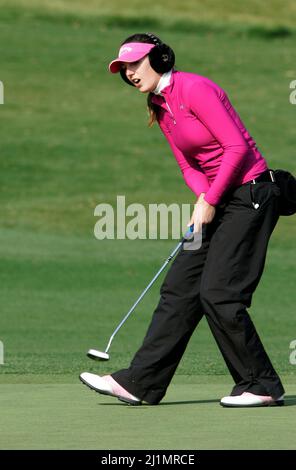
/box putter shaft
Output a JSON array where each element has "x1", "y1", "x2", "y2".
[{"x1": 104, "y1": 239, "x2": 184, "y2": 354}]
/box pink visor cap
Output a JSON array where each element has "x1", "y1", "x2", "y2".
[{"x1": 109, "y1": 42, "x2": 156, "y2": 73}]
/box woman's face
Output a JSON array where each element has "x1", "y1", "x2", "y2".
[{"x1": 121, "y1": 55, "x2": 162, "y2": 93}]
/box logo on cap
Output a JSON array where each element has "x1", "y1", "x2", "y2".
[{"x1": 119, "y1": 46, "x2": 132, "y2": 57}]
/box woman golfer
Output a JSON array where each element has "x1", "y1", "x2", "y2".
[{"x1": 80, "y1": 33, "x2": 285, "y2": 407}]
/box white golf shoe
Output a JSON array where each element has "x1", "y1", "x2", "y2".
[
  {"x1": 220, "y1": 392, "x2": 284, "y2": 407},
  {"x1": 79, "y1": 372, "x2": 142, "y2": 405}
]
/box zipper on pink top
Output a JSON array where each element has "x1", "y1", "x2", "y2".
[{"x1": 163, "y1": 98, "x2": 176, "y2": 125}]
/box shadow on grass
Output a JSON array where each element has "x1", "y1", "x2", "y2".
[
  {"x1": 99, "y1": 395, "x2": 296, "y2": 407},
  {"x1": 283, "y1": 395, "x2": 296, "y2": 406},
  {"x1": 160, "y1": 399, "x2": 220, "y2": 406},
  {"x1": 162, "y1": 396, "x2": 296, "y2": 407},
  {"x1": 99, "y1": 398, "x2": 220, "y2": 406}
]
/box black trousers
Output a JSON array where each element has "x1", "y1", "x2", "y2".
[{"x1": 112, "y1": 181, "x2": 285, "y2": 404}]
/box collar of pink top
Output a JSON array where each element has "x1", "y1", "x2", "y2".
[
  {"x1": 153, "y1": 69, "x2": 173, "y2": 95},
  {"x1": 151, "y1": 69, "x2": 176, "y2": 104}
]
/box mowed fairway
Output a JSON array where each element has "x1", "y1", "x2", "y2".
[
  {"x1": 0, "y1": 0, "x2": 295, "y2": 450},
  {"x1": 1, "y1": 377, "x2": 296, "y2": 450}
]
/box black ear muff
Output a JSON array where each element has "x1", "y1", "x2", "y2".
[
  {"x1": 148, "y1": 43, "x2": 175, "y2": 74},
  {"x1": 120, "y1": 67, "x2": 135, "y2": 87}
]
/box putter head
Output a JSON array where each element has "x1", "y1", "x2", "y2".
[{"x1": 87, "y1": 349, "x2": 110, "y2": 361}]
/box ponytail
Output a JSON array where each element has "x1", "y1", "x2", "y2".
[{"x1": 147, "y1": 92, "x2": 159, "y2": 127}]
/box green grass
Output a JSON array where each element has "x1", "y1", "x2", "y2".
[
  {"x1": 0, "y1": 227, "x2": 295, "y2": 377},
  {"x1": 1, "y1": 14, "x2": 295, "y2": 235},
  {"x1": 0, "y1": 0, "x2": 295, "y2": 450},
  {"x1": 1, "y1": 0, "x2": 296, "y2": 33},
  {"x1": 1, "y1": 378, "x2": 296, "y2": 450}
]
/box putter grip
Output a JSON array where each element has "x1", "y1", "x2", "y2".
[{"x1": 183, "y1": 224, "x2": 194, "y2": 241}]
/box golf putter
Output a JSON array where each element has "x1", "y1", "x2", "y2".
[{"x1": 87, "y1": 224, "x2": 194, "y2": 361}]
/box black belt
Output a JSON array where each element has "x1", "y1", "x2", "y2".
[
  {"x1": 249, "y1": 169, "x2": 275, "y2": 185},
  {"x1": 219, "y1": 170, "x2": 276, "y2": 208}
]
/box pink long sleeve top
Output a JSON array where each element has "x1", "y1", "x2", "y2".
[{"x1": 151, "y1": 70, "x2": 267, "y2": 206}]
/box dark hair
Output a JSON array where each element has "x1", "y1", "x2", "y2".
[{"x1": 120, "y1": 33, "x2": 175, "y2": 127}]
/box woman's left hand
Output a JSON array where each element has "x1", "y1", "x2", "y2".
[{"x1": 188, "y1": 193, "x2": 216, "y2": 233}]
